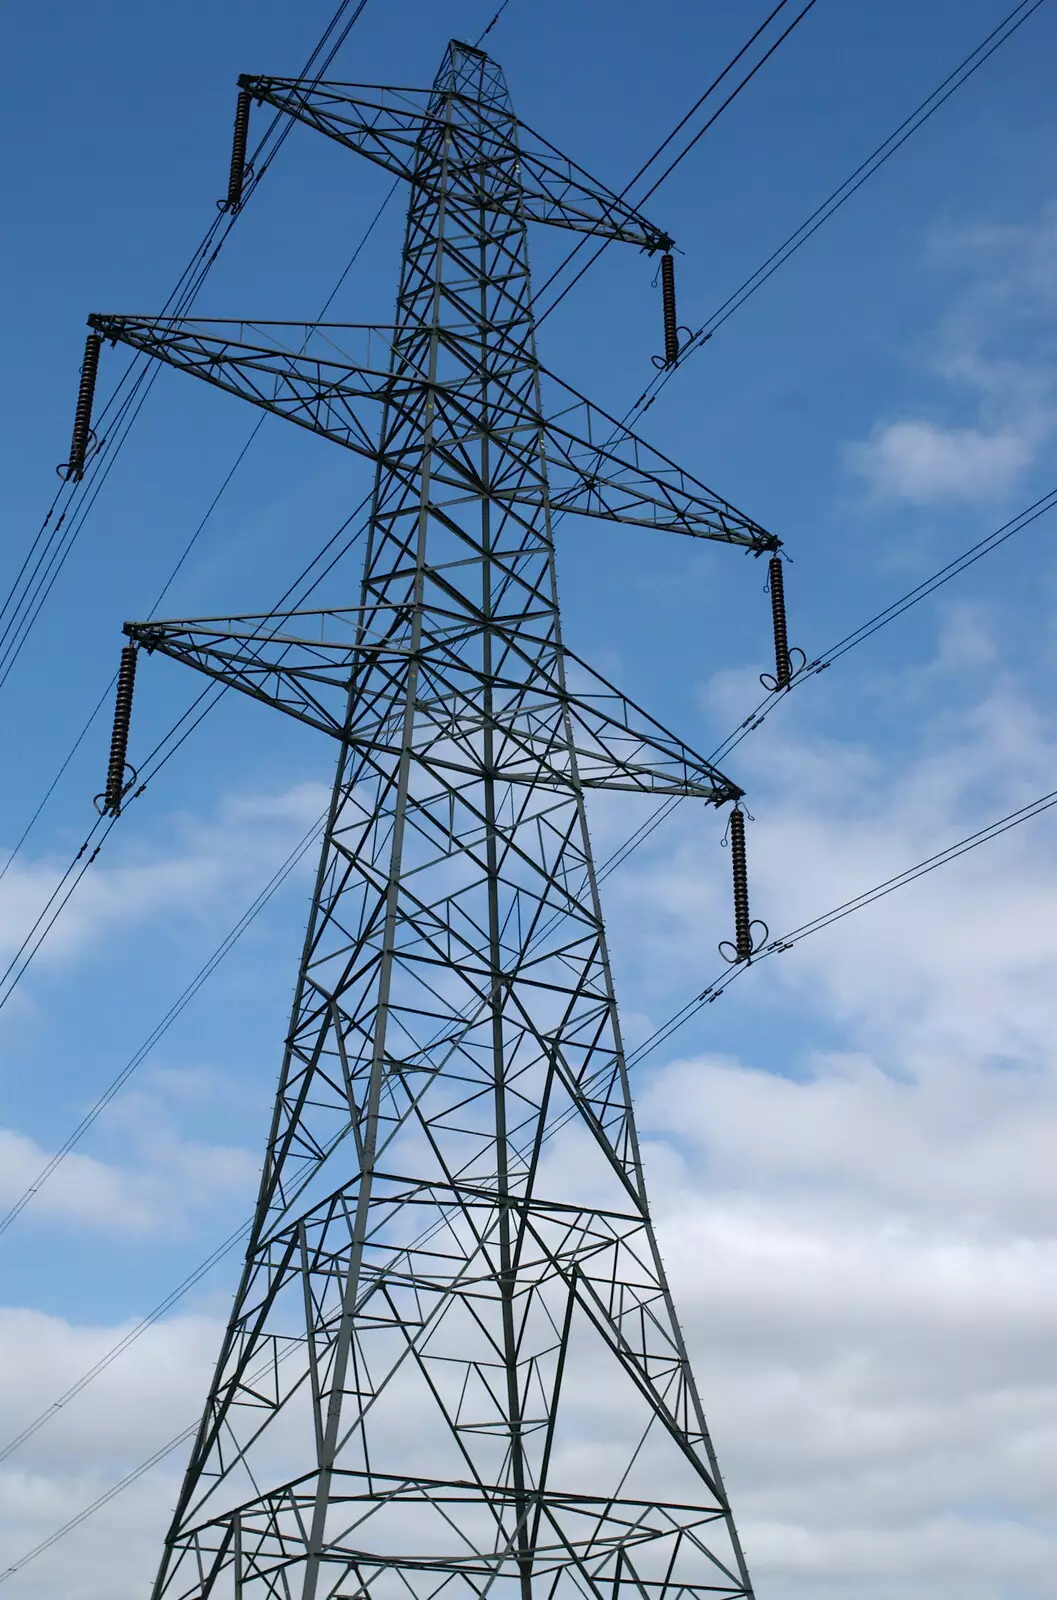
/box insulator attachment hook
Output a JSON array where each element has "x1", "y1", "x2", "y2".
[
  {"x1": 719, "y1": 806, "x2": 768, "y2": 965},
  {"x1": 57, "y1": 332, "x2": 103, "y2": 482},
  {"x1": 95, "y1": 644, "x2": 139, "y2": 817},
  {"x1": 759, "y1": 556, "x2": 805, "y2": 693}
]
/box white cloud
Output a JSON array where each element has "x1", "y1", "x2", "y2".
[
  {"x1": 4, "y1": 633, "x2": 1057, "y2": 1597},
  {"x1": 580, "y1": 615, "x2": 1057, "y2": 1594},
  {"x1": 0, "y1": 783, "x2": 320, "y2": 1238},
  {"x1": 637, "y1": 1088, "x2": 1057, "y2": 1597},
  {"x1": 0, "y1": 1122, "x2": 257, "y2": 1236},
  {"x1": 0, "y1": 781, "x2": 328, "y2": 975},
  {"x1": 0, "y1": 1309, "x2": 219, "y2": 1600},
  {"x1": 846, "y1": 418, "x2": 1034, "y2": 503},
  {"x1": 846, "y1": 202, "x2": 1057, "y2": 504}
]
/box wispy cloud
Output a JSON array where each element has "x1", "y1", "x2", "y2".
[
  {"x1": 5, "y1": 617, "x2": 1057, "y2": 1595},
  {"x1": 0, "y1": 1308, "x2": 219, "y2": 1600},
  {"x1": 591, "y1": 613, "x2": 1057, "y2": 1594},
  {"x1": 0, "y1": 781, "x2": 328, "y2": 975},
  {"x1": 0, "y1": 1122, "x2": 257, "y2": 1236},
  {"x1": 847, "y1": 417, "x2": 1036, "y2": 502},
  {"x1": 846, "y1": 202, "x2": 1057, "y2": 504}
]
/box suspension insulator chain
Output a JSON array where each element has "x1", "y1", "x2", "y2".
[
  {"x1": 719, "y1": 807, "x2": 768, "y2": 966},
  {"x1": 660, "y1": 253, "x2": 679, "y2": 366},
  {"x1": 58, "y1": 332, "x2": 103, "y2": 482},
  {"x1": 224, "y1": 88, "x2": 252, "y2": 212},
  {"x1": 100, "y1": 645, "x2": 138, "y2": 817},
  {"x1": 769, "y1": 556, "x2": 791, "y2": 689},
  {"x1": 729, "y1": 808, "x2": 752, "y2": 961},
  {"x1": 760, "y1": 556, "x2": 805, "y2": 693}
]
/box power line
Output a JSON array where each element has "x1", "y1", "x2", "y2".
[
  {"x1": 2, "y1": 222, "x2": 406, "y2": 1005},
  {"x1": 0, "y1": 670, "x2": 749, "y2": 1462},
  {"x1": 13, "y1": 0, "x2": 1039, "y2": 703},
  {"x1": 540, "y1": 775, "x2": 1057, "y2": 1122},
  {"x1": 475, "y1": 0, "x2": 515, "y2": 44},
  {"x1": 534, "y1": 0, "x2": 820, "y2": 325},
  {"x1": 765, "y1": 784, "x2": 1057, "y2": 951},
  {"x1": 1, "y1": 0, "x2": 810, "y2": 900},
  {"x1": 0, "y1": 678, "x2": 114, "y2": 890},
  {"x1": 0, "y1": 1223, "x2": 252, "y2": 1467},
  {"x1": 146, "y1": 178, "x2": 398, "y2": 622},
  {"x1": 6, "y1": 4, "x2": 1055, "y2": 1551},
  {"x1": 2, "y1": 2, "x2": 780, "y2": 1020},
  {"x1": 0, "y1": 799, "x2": 670, "y2": 1466},
  {"x1": 529, "y1": 0, "x2": 1054, "y2": 765},
  {"x1": 706, "y1": 484, "x2": 1057, "y2": 767},
  {"x1": 0, "y1": 816, "x2": 325, "y2": 1241},
  {"x1": 0, "y1": 0, "x2": 375, "y2": 694},
  {"x1": 628, "y1": 0, "x2": 1053, "y2": 418},
  {"x1": 0, "y1": 1424, "x2": 201, "y2": 1584},
  {"x1": 49, "y1": 464, "x2": 1037, "y2": 1046},
  {"x1": 0, "y1": 719, "x2": 680, "y2": 1244},
  {"x1": 808, "y1": 487, "x2": 1057, "y2": 670},
  {"x1": 0, "y1": 486, "x2": 374, "y2": 1019},
  {"x1": 6, "y1": 764, "x2": 1057, "y2": 1577},
  {"x1": 7, "y1": 14, "x2": 1056, "y2": 1582},
  {"x1": 6, "y1": 406, "x2": 1052, "y2": 1236},
  {"x1": 0, "y1": 135, "x2": 424, "y2": 1013},
  {"x1": 1, "y1": 172, "x2": 398, "y2": 887},
  {"x1": 529, "y1": 0, "x2": 799, "y2": 307},
  {"x1": 6, "y1": 462, "x2": 1051, "y2": 1262}
]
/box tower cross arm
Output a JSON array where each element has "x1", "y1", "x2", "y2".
[
  {"x1": 532, "y1": 377, "x2": 780, "y2": 552},
  {"x1": 84, "y1": 316, "x2": 777, "y2": 552},
  {"x1": 556, "y1": 646, "x2": 742, "y2": 803},
  {"x1": 105, "y1": 39, "x2": 761, "y2": 1600},
  {"x1": 124, "y1": 612, "x2": 742, "y2": 804},
  {"x1": 125, "y1": 614, "x2": 360, "y2": 742},
  {"x1": 240, "y1": 75, "x2": 672, "y2": 250},
  {"x1": 87, "y1": 315, "x2": 399, "y2": 461}
]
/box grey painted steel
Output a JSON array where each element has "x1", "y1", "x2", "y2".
[{"x1": 105, "y1": 40, "x2": 772, "y2": 1600}]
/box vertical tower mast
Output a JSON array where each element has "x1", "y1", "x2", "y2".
[{"x1": 81, "y1": 38, "x2": 785, "y2": 1600}]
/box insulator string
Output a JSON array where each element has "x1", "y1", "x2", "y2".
[
  {"x1": 767, "y1": 555, "x2": 792, "y2": 690},
  {"x1": 59, "y1": 333, "x2": 103, "y2": 482},
  {"x1": 9, "y1": 764, "x2": 1057, "y2": 1564},
  {"x1": 224, "y1": 89, "x2": 252, "y2": 210},
  {"x1": 101, "y1": 646, "x2": 137, "y2": 815},
  {"x1": 531, "y1": 0, "x2": 813, "y2": 324},
  {"x1": 624, "y1": 0, "x2": 1050, "y2": 425},
  {"x1": 1, "y1": 0, "x2": 374, "y2": 697},
  {"x1": 660, "y1": 253, "x2": 679, "y2": 365},
  {"x1": 5, "y1": 6, "x2": 1054, "y2": 1561},
  {"x1": 730, "y1": 808, "x2": 752, "y2": 961},
  {"x1": 6, "y1": 761, "x2": 1055, "y2": 1548}
]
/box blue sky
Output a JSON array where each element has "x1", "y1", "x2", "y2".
[{"x1": 2, "y1": 1, "x2": 1057, "y2": 1596}]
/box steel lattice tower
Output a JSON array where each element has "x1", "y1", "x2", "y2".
[{"x1": 87, "y1": 38, "x2": 781, "y2": 1600}]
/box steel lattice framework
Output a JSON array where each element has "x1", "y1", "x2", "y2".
[{"x1": 92, "y1": 39, "x2": 781, "y2": 1600}]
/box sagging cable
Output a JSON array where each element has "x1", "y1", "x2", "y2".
[
  {"x1": 222, "y1": 88, "x2": 253, "y2": 212},
  {"x1": 719, "y1": 806, "x2": 767, "y2": 964},
  {"x1": 57, "y1": 333, "x2": 103, "y2": 482},
  {"x1": 760, "y1": 555, "x2": 804, "y2": 692},
  {"x1": 96, "y1": 645, "x2": 138, "y2": 817}
]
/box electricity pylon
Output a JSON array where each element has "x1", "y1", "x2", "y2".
[{"x1": 86, "y1": 38, "x2": 781, "y2": 1600}]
